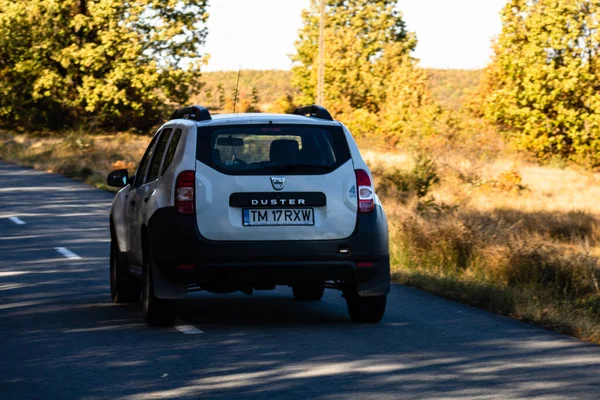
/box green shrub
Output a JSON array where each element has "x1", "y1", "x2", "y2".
[{"x1": 375, "y1": 154, "x2": 440, "y2": 201}]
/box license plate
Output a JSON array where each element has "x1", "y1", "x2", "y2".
[{"x1": 242, "y1": 208, "x2": 314, "y2": 226}]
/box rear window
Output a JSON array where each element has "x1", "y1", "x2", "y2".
[{"x1": 196, "y1": 124, "x2": 351, "y2": 175}]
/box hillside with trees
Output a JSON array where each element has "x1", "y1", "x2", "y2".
[
  {"x1": 190, "y1": 70, "x2": 295, "y2": 112},
  {"x1": 191, "y1": 69, "x2": 482, "y2": 113}
]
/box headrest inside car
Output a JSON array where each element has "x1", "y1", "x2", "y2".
[{"x1": 270, "y1": 139, "x2": 299, "y2": 163}]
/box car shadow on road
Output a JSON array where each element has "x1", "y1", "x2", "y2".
[{"x1": 176, "y1": 291, "x2": 352, "y2": 328}]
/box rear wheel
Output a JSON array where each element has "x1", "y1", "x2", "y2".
[
  {"x1": 292, "y1": 282, "x2": 325, "y2": 301},
  {"x1": 110, "y1": 238, "x2": 141, "y2": 303},
  {"x1": 346, "y1": 293, "x2": 387, "y2": 323},
  {"x1": 142, "y1": 259, "x2": 177, "y2": 327}
]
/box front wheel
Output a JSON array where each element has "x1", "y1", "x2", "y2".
[
  {"x1": 110, "y1": 238, "x2": 141, "y2": 303},
  {"x1": 346, "y1": 294, "x2": 387, "y2": 323},
  {"x1": 142, "y1": 261, "x2": 177, "y2": 327}
]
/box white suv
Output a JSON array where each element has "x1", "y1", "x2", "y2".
[{"x1": 107, "y1": 105, "x2": 390, "y2": 326}]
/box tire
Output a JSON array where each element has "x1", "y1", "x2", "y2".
[
  {"x1": 292, "y1": 282, "x2": 325, "y2": 301},
  {"x1": 142, "y1": 259, "x2": 177, "y2": 327},
  {"x1": 346, "y1": 294, "x2": 387, "y2": 323},
  {"x1": 110, "y1": 238, "x2": 141, "y2": 303}
]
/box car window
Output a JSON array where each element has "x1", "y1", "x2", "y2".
[
  {"x1": 161, "y1": 128, "x2": 182, "y2": 176},
  {"x1": 196, "y1": 124, "x2": 350, "y2": 176},
  {"x1": 146, "y1": 128, "x2": 172, "y2": 183},
  {"x1": 133, "y1": 132, "x2": 160, "y2": 188}
]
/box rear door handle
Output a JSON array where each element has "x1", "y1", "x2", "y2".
[{"x1": 130, "y1": 200, "x2": 136, "y2": 207}]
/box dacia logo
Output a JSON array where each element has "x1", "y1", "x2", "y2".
[{"x1": 270, "y1": 177, "x2": 285, "y2": 191}]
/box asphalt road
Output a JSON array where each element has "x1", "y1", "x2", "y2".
[{"x1": 1, "y1": 160, "x2": 600, "y2": 400}]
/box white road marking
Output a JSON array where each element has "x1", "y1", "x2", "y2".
[
  {"x1": 175, "y1": 322, "x2": 204, "y2": 335},
  {"x1": 0, "y1": 300, "x2": 49, "y2": 310},
  {"x1": 0, "y1": 283, "x2": 28, "y2": 291},
  {"x1": 0, "y1": 269, "x2": 92, "y2": 277},
  {"x1": 8, "y1": 217, "x2": 25, "y2": 225},
  {"x1": 54, "y1": 247, "x2": 82, "y2": 260}
]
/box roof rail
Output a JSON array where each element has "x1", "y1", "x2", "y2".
[
  {"x1": 292, "y1": 104, "x2": 333, "y2": 121},
  {"x1": 170, "y1": 105, "x2": 212, "y2": 122}
]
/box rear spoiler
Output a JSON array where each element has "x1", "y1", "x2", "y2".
[{"x1": 170, "y1": 105, "x2": 212, "y2": 122}]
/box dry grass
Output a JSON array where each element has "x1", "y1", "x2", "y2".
[
  {"x1": 2, "y1": 129, "x2": 600, "y2": 343},
  {"x1": 368, "y1": 145, "x2": 600, "y2": 343},
  {"x1": 0, "y1": 130, "x2": 149, "y2": 190}
]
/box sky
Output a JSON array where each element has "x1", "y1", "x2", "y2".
[{"x1": 203, "y1": 0, "x2": 507, "y2": 72}]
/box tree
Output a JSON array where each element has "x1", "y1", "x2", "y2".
[
  {"x1": 217, "y1": 83, "x2": 226, "y2": 110},
  {"x1": 245, "y1": 87, "x2": 260, "y2": 112},
  {"x1": 379, "y1": 56, "x2": 445, "y2": 146},
  {"x1": 290, "y1": 0, "x2": 444, "y2": 144},
  {"x1": 481, "y1": 0, "x2": 600, "y2": 167},
  {"x1": 0, "y1": 0, "x2": 209, "y2": 130},
  {"x1": 270, "y1": 93, "x2": 296, "y2": 114},
  {"x1": 291, "y1": 0, "x2": 416, "y2": 114},
  {"x1": 251, "y1": 87, "x2": 260, "y2": 108},
  {"x1": 229, "y1": 87, "x2": 239, "y2": 112},
  {"x1": 205, "y1": 90, "x2": 213, "y2": 108}
]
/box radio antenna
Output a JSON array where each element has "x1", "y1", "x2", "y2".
[{"x1": 233, "y1": 65, "x2": 241, "y2": 113}]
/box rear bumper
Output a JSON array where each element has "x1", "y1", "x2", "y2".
[{"x1": 146, "y1": 205, "x2": 390, "y2": 296}]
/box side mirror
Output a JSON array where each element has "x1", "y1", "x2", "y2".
[{"x1": 107, "y1": 169, "x2": 129, "y2": 188}]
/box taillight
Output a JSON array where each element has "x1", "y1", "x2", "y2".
[
  {"x1": 355, "y1": 169, "x2": 374, "y2": 213},
  {"x1": 175, "y1": 170, "x2": 195, "y2": 215}
]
